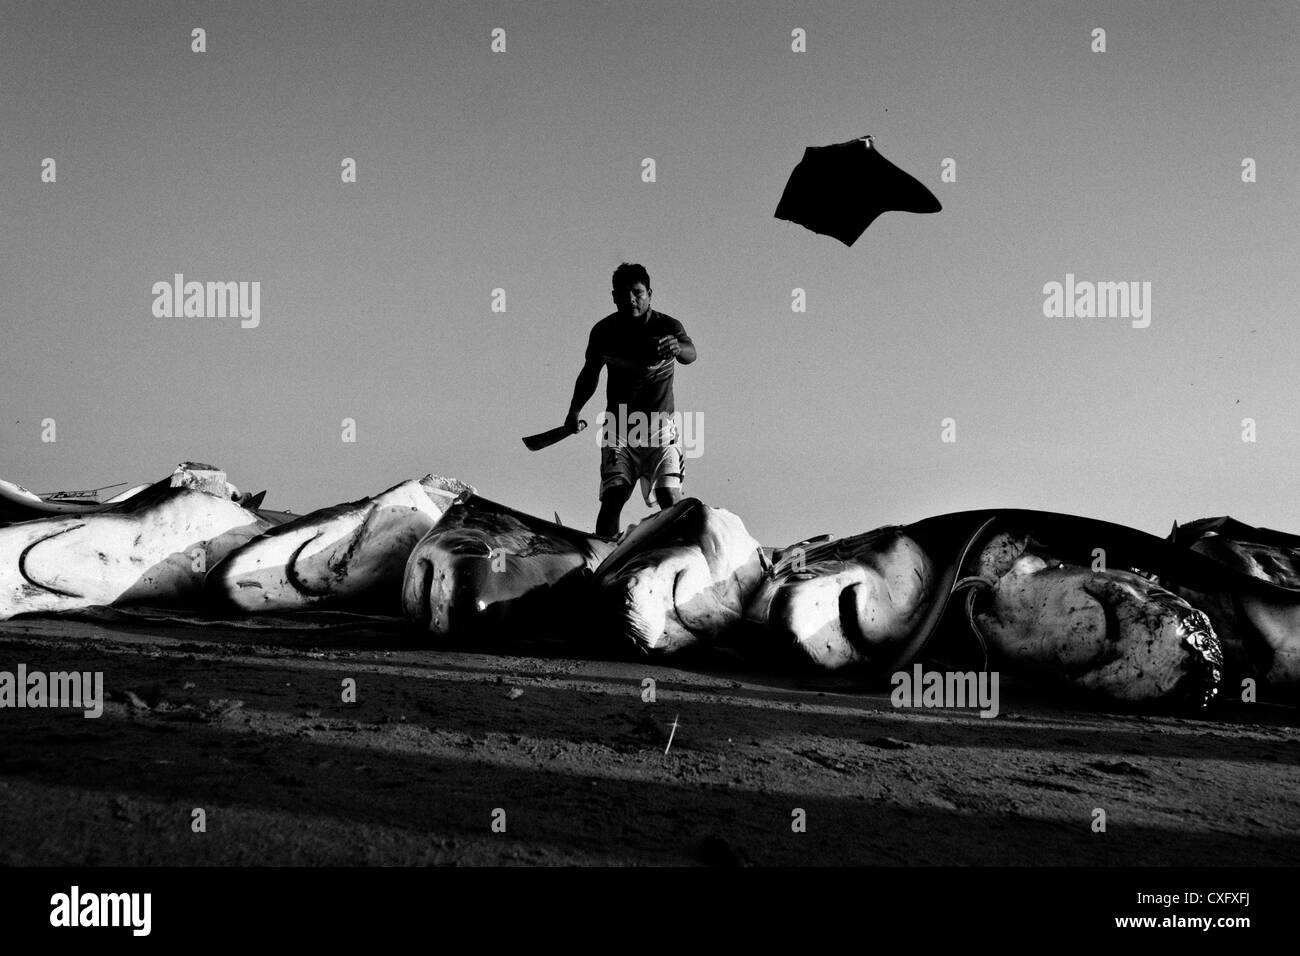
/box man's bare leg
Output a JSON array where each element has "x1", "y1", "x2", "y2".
[
  {"x1": 597, "y1": 483, "x2": 633, "y2": 538},
  {"x1": 654, "y1": 486, "x2": 682, "y2": 510}
]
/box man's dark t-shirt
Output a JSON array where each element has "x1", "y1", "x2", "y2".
[{"x1": 586, "y1": 309, "x2": 691, "y2": 415}]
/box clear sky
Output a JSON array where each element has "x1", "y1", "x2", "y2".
[{"x1": 2, "y1": 0, "x2": 1297, "y2": 548}]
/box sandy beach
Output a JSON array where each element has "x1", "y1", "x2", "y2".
[{"x1": 1, "y1": 612, "x2": 1297, "y2": 867}]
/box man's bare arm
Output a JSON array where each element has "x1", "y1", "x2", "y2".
[
  {"x1": 676, "y1": 335, "x2": 697, "y2": 364},
  {"x1": 565, "y1": 359, "x2": 602, "y2": 431}
]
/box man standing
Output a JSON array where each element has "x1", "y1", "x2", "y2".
[{"x1": 565, "y1": 263, "x2": 697, "y2": 537}]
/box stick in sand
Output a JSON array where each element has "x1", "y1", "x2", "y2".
[{"x1": 664, "y1": 714, "x2": 679, "y2": 755}]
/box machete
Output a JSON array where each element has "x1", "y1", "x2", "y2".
[{"x1": 522, "y1": 419, "x2": 587, "y2": 451}]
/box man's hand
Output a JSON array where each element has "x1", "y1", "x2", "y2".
[{"x1": 655, "y1": 335, "x2": 682, "y2": 360}]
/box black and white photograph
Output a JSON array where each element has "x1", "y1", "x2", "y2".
[{"x1": 1, "y1": 0, "x2": 1294, "y2": 936}]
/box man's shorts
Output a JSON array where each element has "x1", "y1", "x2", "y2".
[{"x1": 599, "y1": 415, "x2": 684, "y2": 506}]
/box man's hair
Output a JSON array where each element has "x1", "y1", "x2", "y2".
[{"x1": 611, "y1": 262, "x2": 650, "y2": 293}]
